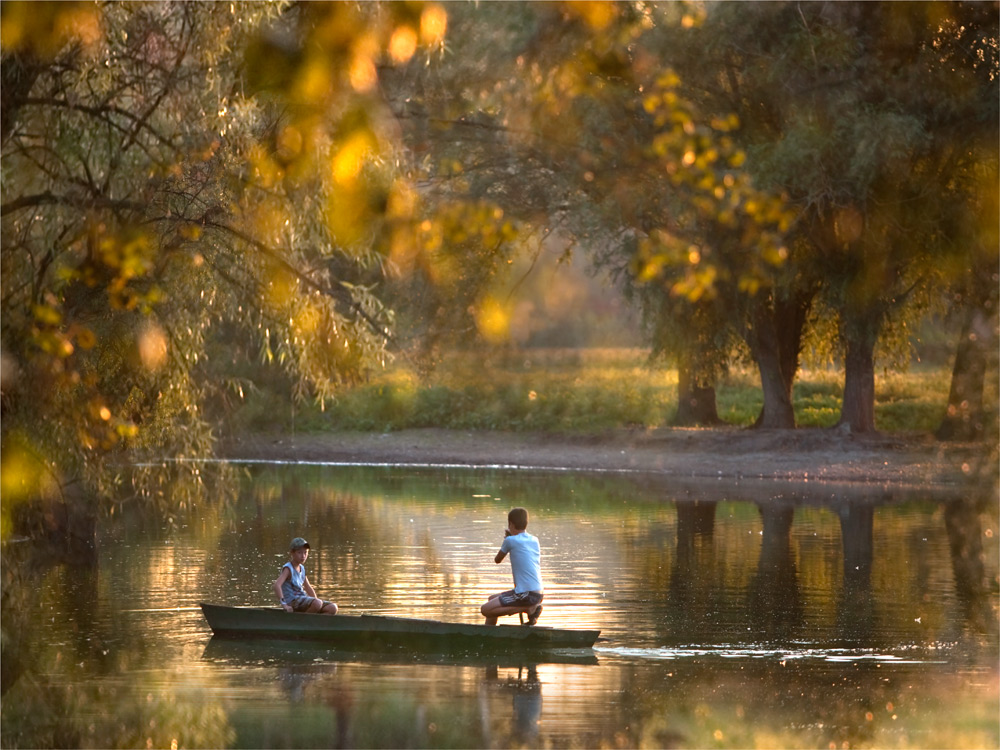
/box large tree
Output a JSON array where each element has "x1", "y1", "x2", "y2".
[
  {"x1": 667, "y1": 1, "x2": 999, "y2": 433},
  {"x1": 0, "y1": 1, "x2": 452, "y2": 534},
  {"x1": 381, "y1": 2, "x2": 795, "y2": 424}
]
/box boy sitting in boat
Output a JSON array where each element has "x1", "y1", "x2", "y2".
[
  {"x1": 274, "y1": 537, "x2": 338, "y2": 615},
  {"x1": 481, "y1": 507, "x2": 544, "y2": 626}
]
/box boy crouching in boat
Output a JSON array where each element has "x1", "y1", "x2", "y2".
[
  {"x1": 274, "y1": 537, "x2": 338, "y2": 615},
  {"x1": 481, "y1": 507, "x2": 544, "y2": 626}
]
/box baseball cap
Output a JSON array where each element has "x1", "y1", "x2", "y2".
[{"x1": 290, "y1": 537, "x2": 310, "y2": 550}]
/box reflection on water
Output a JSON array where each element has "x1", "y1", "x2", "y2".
[
  {"x1": 2, "y1": 464, "x2": 997, "y2": 748},
  {"x1": 201, "y1": 636, "x2": 600, "y2": 667},
  {"x1": 598, "y1": 644, "x2": 950, "y2": 664}
]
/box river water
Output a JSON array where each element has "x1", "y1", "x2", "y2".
[{"x1": 2, "y1": 463, "x2": 997, "y2": 748}]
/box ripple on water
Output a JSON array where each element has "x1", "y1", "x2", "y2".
[{"x1": 595, "y1": 643, "x2": 951, "y2": 665}]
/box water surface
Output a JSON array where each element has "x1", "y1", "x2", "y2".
[{"x1": 3, "y1": 464, "x2": 996, "y2": 748}]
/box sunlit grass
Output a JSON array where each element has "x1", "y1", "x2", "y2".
[
  {"x1": 232, "y1": 348, "x2": 963, "y2": 436},
  {"x1": 875, "y1": 367, "x2": 953, "y2": 432}
]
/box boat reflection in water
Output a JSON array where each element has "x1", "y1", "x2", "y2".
[
  {"x1": 201, "y1": 635, "x2": 598, "y2": 667},
  {"x1": 201, "y1": 637, "x2": 564, "y2": 747}
]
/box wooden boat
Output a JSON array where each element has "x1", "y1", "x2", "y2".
[{"x1": 200, "y1": 603, "x2": 600, "y2": 650}]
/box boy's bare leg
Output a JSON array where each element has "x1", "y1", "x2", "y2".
[
  {"x1": 481, "y1": 597, "x2": 532, "y2": 625},
  {"x1": 482, "y1": 593, "x2": 502, "y2": 624},
  {"x1": 304, "y1": 598, "x2": 337, "y2": 614},
  {"x1": 481, "y1": 597, "x2": 507, "y2": 625}
]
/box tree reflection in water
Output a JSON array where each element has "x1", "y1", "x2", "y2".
[
  {"x1": 666, "y1": 500, "x2": 718, "y2": 642},
  {"x1": 944, "y1": 495, "x2": 998, "y2": 647},
  {"x1": 837, "y1": 502, "x2": 876, "y2": 645},
  {"x1": 748, "y1": 504, "x2": 803, "y2": 642}
]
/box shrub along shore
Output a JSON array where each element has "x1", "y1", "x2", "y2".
[{"x1": 228, "y1": 349, "x2": 965, "y2": 437}]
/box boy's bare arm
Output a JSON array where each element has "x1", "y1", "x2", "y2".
[
  {"x1": 303, "y1": 578, "x2": 318, "y2": 598},
  {"x1": 273, "y1": 569, "x2": 289, "y2": 605},
  {"x1": 495, "y1": 528, "x2": 511, "y2": 563}
]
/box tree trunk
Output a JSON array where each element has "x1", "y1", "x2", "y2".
[
  {"x1": 755, "y1": 346, "x2": 796, "y2": 428},
  {"x1": 936, "y1": 304, "x2": 993, "y2": 441},
  {"x1": 673, "y1": 362, "x2": 721, "y2": 426},
  {"x1": 745, "y1": 297, "x2": 796, "y2": 429},
  {"x1": 774, "y1": 290, "x2": 815, "y2": 400},
  {"x1": 837, "y1": 324, "x2": 878, "y2": 433}
]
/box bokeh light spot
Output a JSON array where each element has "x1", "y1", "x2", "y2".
[{"x1": 389, "y1": 26, "x2": 417, "y2": 64}]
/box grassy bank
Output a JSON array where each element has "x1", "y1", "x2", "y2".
[{"x1": 230, "y1": 348, "x2": 966, "y2": 436}]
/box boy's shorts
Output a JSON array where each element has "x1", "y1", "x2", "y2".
[
  {"x1": 287, "y1": 595, "x2": 331, "y2": 612},
  {"x1": 498, "y1": 590, "x2": 543, "y2": 608}
]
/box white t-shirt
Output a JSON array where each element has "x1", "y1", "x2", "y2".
[{"x1": 501, "y1": 531, "x2": 543, "y2": 593}]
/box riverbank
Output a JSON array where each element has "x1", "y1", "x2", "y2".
[{"x1": 217, "y1": 426, "x2": 995, "y2": 493}]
